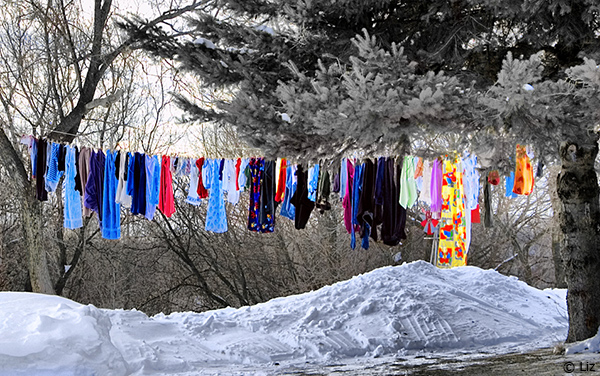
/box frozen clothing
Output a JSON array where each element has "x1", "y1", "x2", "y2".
[
  {"x1": 421, "y1": 160, "x2": 432, "y2": 205},
  {"x1": 259, "y1": 160, "x2": 276, "y2": 233},
  {"x1": 505, "y1": 172, "x2": 518, "y2": 199},
  {"x1": 372, "y1": 157, "x2": 385, "y2": 241},
  {"x1": 462, "y1": 153, "x2": 480, "y2": 209},
  {"x1": 430, "y1": 159, "x2": 443, "y2": 215},
  {"x1": 129, "y1": 152, "x2": 147, "y2": 216},
  {"x1": 357, "y1": 159, "x2": 376, "y2": 249},
  {"x1": 340, "y1": 158, "x2": 347, "y2": 201},
  {"x1": 186, "y1": 159, "x2": 202, "y2": 206},
  {"x1": 45, "y1": 142, "x2": 64, "y2": 193},
  {"x1": 35, "y1": 139, "x2": 48, "y2": 201},
  {"x1": 275, "y1": 158, "x2": 287, "y2": 202},
  {"x1": 238, "y1": 158, "x2": 250, "y2": 190},
  {"x1": 158, "y1": 155, "x2": 176, "y2": 217},
  {"x1": 196, "y1": 157, "x2": 209, "y2": 199},
  {"x1": 84, "y1": 150, "x2": 106, "y2": 226},
  {"x1": 205, "y1": 159, "x2": 228, "y2": 233},
  {"x1": 280, "y1": 164, "x2": 297, "y2": 220},
  {"x1": 307, "y1": 164, "x2": 320, "y2": 202},
  {"x1": 351, "y1": 163, "x2": 363, "y2": 249},
  {"x1": 381, "y1": 157, "x2": 407, "y2": 246},
  {"x1": 248, "y1": 158, "x2": 262, "y2": 231},
  {"x1": 145, "y1": 155, "x2": 161, "y2": 220},
  {"x1": 437, "y1": 159, "x2": 467, "y2": 269},
  {"x1": 63, "y1": 145, "x2": 83, "y2": 229},
  {"x1": 399, "y1": 156, "x2": 417, "y2": 209},
  {"x1": 513, "y1": 144, "x2": 534, "y2": 195},
  {"x1": 342, "y1": 159, "x2": 355, "y2": 234},
  {"x1": 78, "y1": 147, "x2": 92, "y2": 216},
  {"x1": 223, "y1": 159, "x2": 240, "y2": 205},
  {"x1": 116, "y1": 152, "x2": 133, "y2": 208},
  {"x1": 20, "y1": 135, "x2": 37, "y2": 178},
  {"x1": 102, "y1": 150, "x2": 121, "y2": 239},
  {"x1": 289, "y1": 164, "x2": 315, "y2": 230},
  {"x1": 316, "y1": 167, "x2": 331, "y2": 212}
]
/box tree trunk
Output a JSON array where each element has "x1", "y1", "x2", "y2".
[
  {"x1": 556, "y1": 141, "x2": 600, "y2": 342},
  {"x1": 20, "y1": 194, "x2": 55, "y2": 295}
]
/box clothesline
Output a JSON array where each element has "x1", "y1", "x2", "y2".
[{"x1": 20, "y1": 135, "x2": 537, "y2": 270}]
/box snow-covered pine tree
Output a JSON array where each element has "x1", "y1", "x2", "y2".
[{"x1": 122, "y1": 0, "x2": 600, "y2": 342}]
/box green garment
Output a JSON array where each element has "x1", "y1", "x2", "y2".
[{"x1": 399, "y1": 156, "x2": 417, "y2": 209}]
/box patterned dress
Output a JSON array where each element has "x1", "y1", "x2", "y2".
[
  {"x1": 437, "y1": 159, "x2": 467, "y2": 268},
  {"x1": 248, "y1": 158, "x2": 262, "y2": 231}
]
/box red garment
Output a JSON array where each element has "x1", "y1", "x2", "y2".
[
  {"x1": 196, "y1": 157, "x2": 209, "y2": 199},
  {"x1": 158, "y1": 155, "x2": 176, "y2": 217},
  {"x1": 235, "y1": 158, "x2": 242, "y2": 191},
  {"x1": 275, "y1": 159, "x2": 287, "y2": 202},
  {"x1": 471, "y1": 205, "x2": 481, "y2": 223},
  {"x1": 488, "y1": 170, "x2": 500, "y2": 185}
]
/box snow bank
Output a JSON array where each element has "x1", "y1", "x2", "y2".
[
  {"x1": 0, "y1": 261, "x2": 568, "y2": 375},
  {"x1": 566, "y1": 328, "x2": 600, "y2": 354}
]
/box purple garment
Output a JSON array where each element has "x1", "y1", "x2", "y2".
[
  {"x1": 84, "y1": 150, "x2": 106, "y2": 226},
  {"x1": 430, "y1": 159, "x2": 443, "y2": 213}
]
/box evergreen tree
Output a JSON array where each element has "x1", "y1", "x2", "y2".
[{"x1": 122, "y1": 0, "x2": 600, "y2": 342}]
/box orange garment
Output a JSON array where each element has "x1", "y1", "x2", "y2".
[
  {"x1": 275, "y1": 158, "x2": 287, "y2": 202},
  {"x1": 413, "y1": 157, "x2": 424, "y2": 179},
  {"x1": 512, "y1": 144, "x2": 534, "y2": 195}
]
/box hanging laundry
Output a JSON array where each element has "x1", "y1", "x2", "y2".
[
  {"x1": 78, "y1": 147, "x2": 92, "y2": 215},
  {"x1": 248, "y1": 158, "x2": 262, "y2": 231},
  {"x1": 223, "y1": 159, "x2": 240, "y2": 205},
  {"x1": 44, "y1": 142, "x2": 63, "y2": 193},
  {"x1": 74, "y1": 146, "x2": 82, "y2": 195},
  {"x1": 290, "y1": 164, "x2": 315, "y2": 230},
  {"x1": 307, "y1": 164, "x2": 320, "y2": 202},
  {"x1": 316, "y1": 167, "x2": 331, "y2": 212},
  {"x1": 275, "y1": 158, "x2": 287, "y2": 203},
  {"x1": 504, "y1": 171, "x2": 518, "y2": 199},
  {"x1": 351, "y1": 162, "x2": 364, "y2": 250},
  {"x1": 513, "y1": 144, "x2": 534, "y2": 195},
  {"x1": 487, "y1": 170, "x2": 500, "y2": 185},
  {"x1": 372, "y1": 157, "x2": 385, "y2": 242},
  {"x1": 342, "y1": 159, "x2": 355, "y2": 234},
  {"x1": 238, "y1": 158, "x2": 249, "y2": 191},
  {"x1": 196, "y1": 157, "x2": 209, "y2": 199},
  {"x1": 129, "y1": 152, "x2": 147, "y2": 216},
  {"x1": 421, "y1": 159, "x2": 432, "y2": 205},
  {"x1": 63, "y1": 145, "x2": 83, "y2": 230},
  {"x1": 437, "y1": 159, "x2": 467, "y2": 269},
  {"x1": 35, "y1": 139, "x2": 48, "y2": 201},
  {"x1": 144, "y1": 155, "x2": 161, "y2": 220},
  {"x1": 235, "y1": 158, "x2": 242, "y2": 191},
  {"x1": 421, "y1": 210, "x2": 438, "y2": 235},
  {"x1": 280, "y1": 164, "x2": 297, "y2": 221},
  {"x1": 20, "y1": 135, "x2": 37, "y2": 179},
  {"x1": 461, "y1": 152, "x2": 480, "y2": 210},
  {"x1": 158, "y1": 155, "x2": 176, "y2": 217},
  {"x1": 399, "y1": 156, "x2": 418, "y2": 209},
  {"x1": 339, "y1": 158, "x2": 347, "y2": 201},
  {"x1": 102, "y1": 150, "x2": 121, "y2": 239},
  {"x1": 84, "y1": 150, "x2": 106, "y2": 226},
  {"x1": 259, "y1": 160, "x2": 276, "y2": 233},
  {"x1": 430, "y1": 158, "x2": 443, "y2": 216},
  {"x1": 381, "y1": 158, "x2": 407, "y2": 246},
  {"x1": 205, "y1": 159, "x2": 228, "y2": 233},
  {"x1": 116, "y1": 152, "x2": 132, "y2": 208},
  {"x1": 357, "y1": 159, "x2": 375, "y2": 250},
  {"x1": 186, "y1": 158, "x2": 202, "y2": 206}
]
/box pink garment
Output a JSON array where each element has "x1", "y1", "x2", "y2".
[
  {"x1": 342, "y1": 159, "x2": 355, "y2": 234},
  {"x1": 430, "y1": 159, "x2": 443, "y2": 214}
]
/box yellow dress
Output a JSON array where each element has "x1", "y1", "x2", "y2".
[{"x1": 512, "y1": 144, "x2": 534, "y2": 195}]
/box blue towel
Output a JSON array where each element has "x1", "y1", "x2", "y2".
[{"x1": 63, "y1": 146, "x2": 83, "y2": 229}]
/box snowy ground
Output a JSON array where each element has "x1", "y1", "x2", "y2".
[{"x1": 0, "y1": 261, "x2": 573, "y2": 375}]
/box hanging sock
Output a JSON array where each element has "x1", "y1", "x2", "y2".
[
  {"x1": 102, "y1": 150, "x2": 121, "y2": 239},
  {"x1": 158, "y1": 155, "x2": 176, "y2": 218},
  {"x1": 513, "y1": 144, "x2": 534, "y2": 195},
  {"x1": 63, "y1": 145, "x2": 83, "y2": 230}
]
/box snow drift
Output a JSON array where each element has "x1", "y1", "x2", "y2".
[{"x1": 0, "y1": 261, "x2": 568, "y2": 375}]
